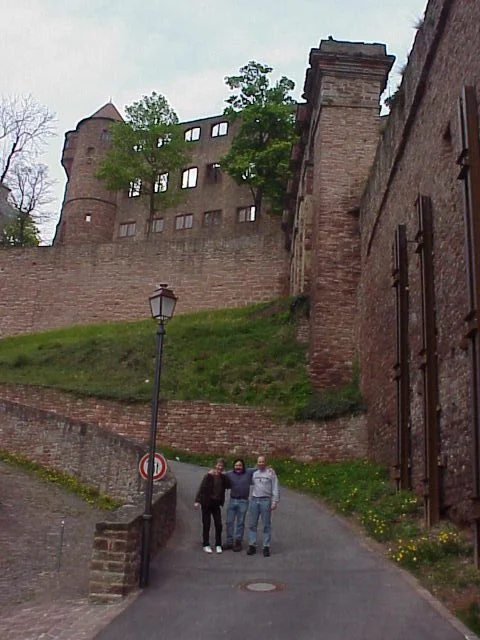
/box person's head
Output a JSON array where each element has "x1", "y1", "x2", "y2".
[
  {"x1": 257, "y1": 455, "x2": 266, "y2": 470},
  {"x1": 214, "y1": 458, "x2": 225, "y2": 474},
  {"x1": 233, "y1": 458, "x2": 246, "y2": 474}
]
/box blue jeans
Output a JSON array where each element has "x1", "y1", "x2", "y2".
[
  {"x1": 248, "y1": 497, "x2": 272, "y2": 548},
  {"x1": 226, "y1": 498, "x2": 249, "y2": 544}
]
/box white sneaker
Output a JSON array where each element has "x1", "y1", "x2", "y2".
[
  {"x1": 203, "y1": 545, "x2": 213, "y2": 553},
  {"x1": 216, "y1": 546, "x2": 223, "y2": 554}
]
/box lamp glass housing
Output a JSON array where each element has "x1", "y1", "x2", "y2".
[{"x1": 149, "y1": 285, "x2": 177, "y2": 320}]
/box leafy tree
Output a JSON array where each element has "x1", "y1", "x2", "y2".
[
  {"x1": 97, "y1": 92, "x2": 191, "y2": 233},
  {"x1": 1, "y1": 213, "x2": 40, "y2": 247},
  {"x1": 220, "y1": 61, "x2": 297, "y2": 215},
  {"x1": 0, "y1": 94, "x2": 56, "y2": 246}
]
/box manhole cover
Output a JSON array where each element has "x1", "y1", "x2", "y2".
[{"x1": 240, "y1": 581, "x2": 285, "y2": 593}]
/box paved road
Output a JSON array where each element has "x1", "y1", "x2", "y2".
[{"x1": 95, "y1": 461, "x2": 475, "y2": 640}]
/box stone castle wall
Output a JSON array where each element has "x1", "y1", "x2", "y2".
[
  {"x1": 287, "y1": 40, "x2": 394, "y2": 390},
  {"x1": 358, "y1": 0, "x2": 479, "y2": 521},
  {"x1": 0, "y1": 229, "x2": 288, "y2": 338}
]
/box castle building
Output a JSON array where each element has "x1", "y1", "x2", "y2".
[{"x1": 54, "y1": 106, "x2": 279, "y2": 246}]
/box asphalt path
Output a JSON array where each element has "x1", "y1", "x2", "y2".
[{"x1": 95, "y1": 460, "x2": 473, "y2": 640}]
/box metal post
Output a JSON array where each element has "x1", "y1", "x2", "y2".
[
  {"x1": 56, "y1": 519, "x2": 65, "y2": 572},
  {"x1": 416, "y1": 196, "x2": 441, "y2": 527},
  {"x1": 393, "y1": 225, "x2": 411, "y2": 490},
  {"x1": 139, "y1": 318, "x2": 165, "y2": 588},
  {"x1": 457, "y1": 86, "x2": 480, "y2": 566}
]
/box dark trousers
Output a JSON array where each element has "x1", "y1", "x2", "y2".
[{"x1": 201, "y1": 502, "x2": 222, "y2": 547}]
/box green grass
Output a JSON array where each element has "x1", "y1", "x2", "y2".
[{"x1": 0, "y1": 298, "x2": 362, "y2": 421}]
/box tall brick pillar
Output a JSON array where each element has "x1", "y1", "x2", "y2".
[
  {"x1": 291, "y1": 39, "x2": 394, "y2": 389},
  {"x1": 54, "y1": 103, "x2": 123, "y2": 246}
]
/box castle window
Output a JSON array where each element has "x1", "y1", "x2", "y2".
[
  {"x1": 100, "y1": 129, "x2": 111, "y2": 143},
  {"x1": 157, "y1": 134, "x2": 171, "y2": 147},
  {"x1": 85, "y1": 214, "x2": 91, "y2": 222},
  {"x1": 175, "y1": 213, "x2": 193, "y2": 230},
  {"x1": 207, "y1": 162, "x2": 221, "y2": 183},
  {"x1": 211, "y1": 122, "x2": 228, "y2": 137},
  {"x1": 237, "y1": 205, "x2": 256, "y2": 223},
  {"x1": 181, "y1": 167, "x2": 198, "y2": 189},
  {"x1": 119, "y1": 222, "x2": 136, "y2": 237},
  {"x1": 128, "y1": 179, "x2": 142, "y2": 197},
  {"x1": 154, "y1": 173, "x2": 168, "y2": 193},
  {"x1": 150, "y1": 217, "x2": 164, "y2": 233},
  {"x1": 203, "y1": 210, "x2": 222, "y2": 226},
  {"x1": 185, "y1": 127, "x2": 201, "y2": 141}
]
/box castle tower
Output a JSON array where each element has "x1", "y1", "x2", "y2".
[
  {"x1": 287, "y1": 39, "x2": 394, "y2": 389},
  {"x1": 54, "y1": 103, "x2": 123, "y2": 245}
]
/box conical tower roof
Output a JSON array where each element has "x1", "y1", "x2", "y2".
[{"x1": 89, "y1": 102, "x2": 123, "y2": 122}]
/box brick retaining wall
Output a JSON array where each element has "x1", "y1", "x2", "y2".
[
  {"x1": 0, "y1": 384, "x2": 367, "y2": 461},
  {"x1": 0, "y1": 395, "x2": 177, "y2": 602},
  {"x1": 89, "y1": 477, "x2": 176, "y2": 603}
]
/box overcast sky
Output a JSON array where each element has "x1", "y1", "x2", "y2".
[{"x1": 1, "y1": 0, "x2": 427, "y2": 244}]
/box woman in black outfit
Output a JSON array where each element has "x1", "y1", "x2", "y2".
[{"x1": 194, "y1": 458, "x2": 231, "y2": 553}]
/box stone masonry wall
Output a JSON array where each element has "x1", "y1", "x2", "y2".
[
  {"x1": 0, "y1": 231, "x2": 288, "y2": 338},
  {"x1": 0, "y1": 399, "x2": 145, "y2": 502},
  {"x1": 0, "y1": 394, "x2": 177, "y2": 602},
  {"x1": 358, "y1": 0, "x2": 479, "y2": 521},
  {"x1": 89, "y1": 478, "x2": 176, "y2": 603},
  {"x1": 288, "y1": 40, "x2": 394, "y2": 391},
  {"x1": 0, "y1": 384, "x2": 367, "y2": 461}
]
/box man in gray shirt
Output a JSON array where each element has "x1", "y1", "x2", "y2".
[{"x1": 247, "y1": 455, "x2": 280, "y2": 557}]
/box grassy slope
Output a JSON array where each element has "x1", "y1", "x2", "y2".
[{"x1": 0, "y1": 299, "x2": 311, "y2": 420}]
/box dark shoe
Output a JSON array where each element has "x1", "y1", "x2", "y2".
[
  {"x1": 263, "y1": 547, "x2": 270, "y2": 557},
  {"x1": 223, "y1": 543, "x2": 233, "y2": 550},
  {"x1": 233, "y1": 540, "x2": 242, "y2": 552},
  {"x1": 247, "y1": 545, "x2": 256, "y2": 555}
]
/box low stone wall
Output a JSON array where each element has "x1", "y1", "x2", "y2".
[
  {"x1": 0, "y1": 385, "x2": 367, "y2": 461},
  {"x1": 0, "y1": 384, "x2": 368, "y2": 461},
  {"x1": 0, "y1": 396, "x2": 177, "y2": 602},
  {"x1": 0, "y1": 399, "x2": 145, "y2": 502},
  {"x1": 89, "y1": 475, "x2": 176, "y2": 603}
]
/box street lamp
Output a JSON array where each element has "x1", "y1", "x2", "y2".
[{"x1": 139, "y1": 283, "x2": 177, "y2": 588}]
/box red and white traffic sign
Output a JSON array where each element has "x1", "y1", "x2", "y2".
[{"x1": 139, "y1": 452, "x2": 168, "y2": 481}]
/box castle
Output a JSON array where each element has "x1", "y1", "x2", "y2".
[
  {"x1": 54, "y1": 105, "x2": 279, "y2": 246},
  {"x1": 1, "y1": 0, "x2": 480, "y2": 555}
]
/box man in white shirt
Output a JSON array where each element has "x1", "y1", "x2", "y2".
[{"x1": 247, "y1": 455, "x2": 280, "y2": 557}]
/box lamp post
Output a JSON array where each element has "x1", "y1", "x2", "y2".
[{"x1": 139, "y1": 283, "x2": 177, "y2": 588}]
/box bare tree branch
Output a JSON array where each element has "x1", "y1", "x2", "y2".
[
  {"x1": 8, "y1": 163, "x2": 54, "y2": 221},
  {"x1": 0, "y1": 94, "x2": 56, "y2": 183}
]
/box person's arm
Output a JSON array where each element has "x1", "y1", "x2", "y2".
[
  {"x1": 271, "y1": 472, "x2": 280, "y2": 510},
  {"x1": 194, "y1": 474, "x2": 209, "y2": 507}
]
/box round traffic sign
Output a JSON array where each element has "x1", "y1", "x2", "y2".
[{"x1": 139, "y1": 452, "x2": 168, "y2": 481}]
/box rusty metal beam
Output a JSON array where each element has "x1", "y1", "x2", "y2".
[
  {"x1": 457, "y1": 85, "x2": 480, "y2": 567},
  {"x1": 392, "y1": 224, "x2": 411, "y2": 490},
  {"x1": 416, "y1": 195, "x2": 441, "y2": 527}
]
